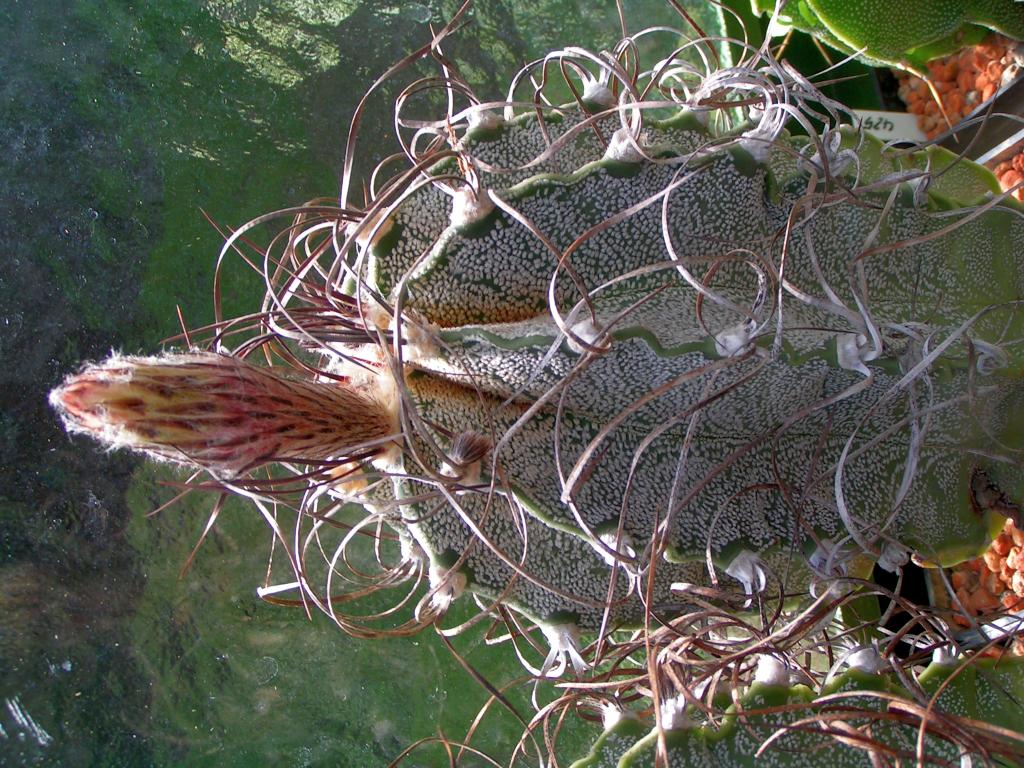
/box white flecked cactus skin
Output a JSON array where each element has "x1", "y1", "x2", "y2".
[{"x1": 50, "y1": 9, "x2": 1024, "y2": 766}]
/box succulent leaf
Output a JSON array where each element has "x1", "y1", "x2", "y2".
[{"x1": 752, "y1": 0, "x2": 1024, "y2": 69}]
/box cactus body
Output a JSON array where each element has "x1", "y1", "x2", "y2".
[{"x1": 357, "y1": 114, "x2": 1024, "y2": 632}]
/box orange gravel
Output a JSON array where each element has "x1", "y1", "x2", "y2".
[
  {"x1": 951, "y1": 517, "x2": 1024, "y2": 653},
  {"x1": 903, "y1": 38, "x2": 1024, "y2": 653},
  {"x1": 992, "y1": 153, "x2": 1024, "y2": 200},
  {"x1": 897, "y1": 34, "x2": 1024, "y2": 201}
]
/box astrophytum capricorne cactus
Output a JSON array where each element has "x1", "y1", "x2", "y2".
[{"x1": 50, "y1": 4, "x2": 1024, "y2": 766}]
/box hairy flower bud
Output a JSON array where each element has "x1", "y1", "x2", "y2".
[{"x1": 50, "y1": 352, "x2": 396, "y2": 476}]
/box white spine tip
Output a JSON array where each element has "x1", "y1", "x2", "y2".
[{"x1": 256, "y1": 581, "x2": 302, "y2": 598}]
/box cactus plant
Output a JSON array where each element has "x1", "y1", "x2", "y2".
[{"x1": 50, "y1": 5, "x2": 1024, "y2": 766}]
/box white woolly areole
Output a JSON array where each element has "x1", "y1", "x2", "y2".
[
  {"x1": 735, "y1": 88, "x2": 787, "y2": 164},
  {"x1": 466, "y1": 108, "x2": 501, "y2": 132},
  {"x1": 346, "y1": 210, "x2": 393, "y2": 250},
  {"x1": 603, "y1": 128, "x2": 644, "y2": 163},
  {"x1": 725, "y1": 550, "x2": 766, "y2": 596},
  {"x1": 400, "y1": 534, "x2": 425, "y2": 565},
  {"x1": 566, "y1": 316, "x2": 607, "y2": 354},
  {"x1": 972, "y1": 339, "x2": 1008, "y2": 375},
  {"x1": 313, "y1": 358, "x2": 401, "y2": 472},
  {"x1": 907, "y1": 174, "x2": 932, "y2": 208},
  {"x1": 805, "y1": 129, "x2": 855, "y2": 178},
  {"x1": 600, "y1": 702, "x2": 636, "y2": 731},
  {"x1": 1002, "y1": 61, "x2": 1022, "y2": 88},
  {"x1": 449, "y1": 187, "x2": 494, "y2": 228},
  {"x1": 714, "y1": 322, "x2": 753, "y2": 357},
  {"x1": 692, "y1": 676, "x2": 731, "y2": 701},
  {"x1": 582, "y1": 80, "x2": 615, "y2": 108},
  {"x1": 836, "y1": 332, "x2": 876, "y2": 376},
  {"x1": 845, "y1": 646, "x2": 887, "y2": 674},
  {"x1": 809, "y1": 539, "x2": 847, "y2": 577},
  {"x1": 875, "y1": 540, "x2": 910, "y2": 573},
  {"x1": 389, "y1": 309, "x2": 439, "y2": 365},
  {"x1": 597, "y1": 530, "x2": 636, "y2": 566},
  {"x1": 358, "y1": 299, "x2": 438, "y2": 365},
  {"x1": 739, "y1": 132, "x2": 774, "y2": 164},
  {"x1": 659, "y1": 694, "x2": 695, "y2": 731},
  {"x1": 540, "y1": 621, "x2": 588, "y2": 678},
  {"x1": 427, "y1": 564, "x2": 466, "y2": 605},
  {"x1": 810, "y1": 576, "x2": 849, "y2": 600},
  {"x1": 359, "y1": 299, "x2": 393, "y2": 334},
  {"x1": 428, "y1": 563, "x2": 465, "y2": 591},
  {"x1": 808, "y1": 539, "x2": 849, "y2": 598},
  {"x1": 754, "y1": 655, "x2": 790, "y2": 687},
  {"x1": 931, "y1": 644, "x2": 959, "y2": 667},
  {"x1": 440, "y1": 457, "x2": 482, "y2": 486}
]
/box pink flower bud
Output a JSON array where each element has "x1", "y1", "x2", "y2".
[{"x1": 50, "y1": 352, "x2": 396, "y2": 476}]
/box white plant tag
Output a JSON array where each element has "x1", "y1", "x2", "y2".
[{"x1": 855, "y1": 110, "x2": 927, "y2": 143}]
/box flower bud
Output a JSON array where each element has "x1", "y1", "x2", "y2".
[{"x1": 50, "y1": 352, "x2": 396, "y2": 476}]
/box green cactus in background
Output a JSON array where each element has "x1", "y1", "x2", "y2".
[
  {"x1": 50, "y1": 4, "x2": 1024, "y2": 765},
  {"x1": 750, "y1": 0, "x2": 1024, "y2": 71}
]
